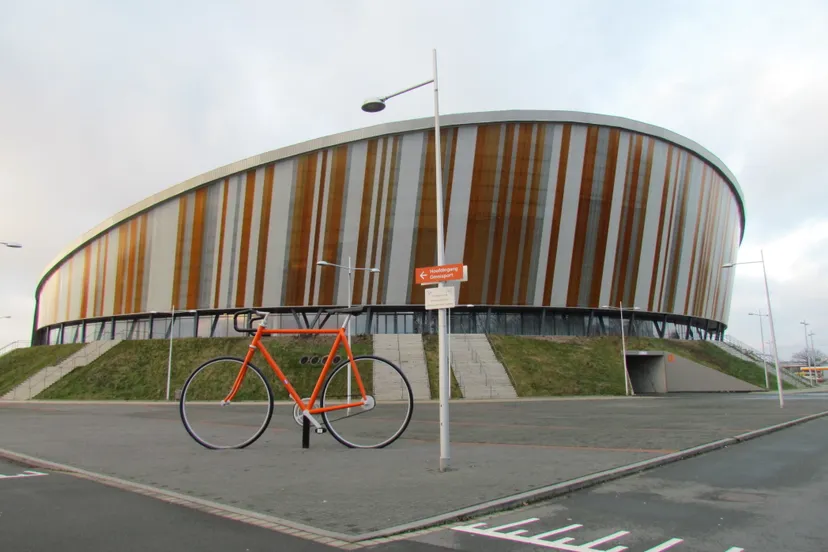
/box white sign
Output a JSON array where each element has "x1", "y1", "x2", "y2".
[{"x1": 425, "y1": 286, "x2": 456, "y2": 310}]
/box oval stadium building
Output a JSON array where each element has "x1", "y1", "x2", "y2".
[{"x1": 33, "y1": 110, "x2": 745, "y2": 345}]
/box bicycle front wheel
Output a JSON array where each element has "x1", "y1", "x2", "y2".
[
  {"x1": 320, "y1": 355, "x2": 413, "y2": 449},
  {"x1": 179, "y1": 356, "x2": 274, "y2": 449}
]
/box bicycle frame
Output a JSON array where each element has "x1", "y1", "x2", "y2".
[{"x1": 222, "y1": 314, "x2": 369, "y2": 419}]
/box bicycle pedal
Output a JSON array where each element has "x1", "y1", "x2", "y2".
[{"x1": 314, "y1": 428, "x2": 327, "y2": 435}]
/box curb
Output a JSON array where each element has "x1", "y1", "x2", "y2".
[{"x1": 2, "y1": 408, "x2": 827, "y2": 546}]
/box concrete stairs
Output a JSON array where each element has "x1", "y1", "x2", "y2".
[
  {"x1": 449, "y1": 334, "x2": 517, "y2": 399},
  {"x1": 711, "y1": 340, "x2": 811, "y2": 388},
  {"x1": 371, "y1": 334, "x2": 431, "y2": 401},
  {"x1": 2, "y1": 339, "x2": 123, "y2": 400}
]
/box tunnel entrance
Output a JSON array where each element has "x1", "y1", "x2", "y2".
[{"x1": 626, "y1": 351, "x2": 667, "y2": 394}]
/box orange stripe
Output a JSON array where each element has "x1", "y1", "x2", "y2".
[
  {"x1": 649, "y1": 145, "x2": 674, "y2": 311},
  {"x1": 234, "y1": 171, "x2": 257, "y2": 307},
  {"x1": 442, "y1": 128, "x2": 459, "y2": 235},
  {"x1": 65, "y1": 256, "x2": 74, "y2": 321},
  {"x1": 113, "y1": 224, "x2": 130, "y2": 315},
  {"x1": 80, "y1": 245, "x2": 92, "y2": 318},
  {"x1": 567, "y1": 125, "x2": 599, "y2": 306},
  {"x1": 588, "y1": 128, "x2": 621, "y2": 307},
  {"x1": 351, "y1": 142, "x2": 378, "y2": 304},
  {"x1": 213, "y1": 179, "x2": 229, "y2": 308},
  {"x1": 308, "y1": 152, "x2": 329, "y2": 305},
  {"x1": 124, "y1": 218, "x2": 138, "y2": 314},
  {"x1": 542, "y1": 123, "x2": 572, "y2": 305},
  {"x1": 285, "y1": 154, "x2": 318, "y2": 305},
  {"x1": 500, "y1": 123, "x2": 533, "y2": 304},
  {"x1": 376, "y1": 137, "x2": 400, "y2": 304},
  {"x1": 698, "y1": 172, "x2": 722, "y2": 316},
  {"x1": 253, "y1": 165, "x2": 275, "y2": 307},
  {"x1": 666, "y1": 155, "x2": 693, "y2": 312},
  {"x1": 319, "y1": 146, "x2": 348, "y2": 305},
  {"x1": 627, "y1": 137, "x2": 655, "y2": 303},
  {"x1": 517, "y1": 124, "x2": 547, "y2": 305},
  {"x1": 134, "y1": 214, "x2": 148, "y2": 312},
  {"x1": 171, "y1": 195, "x2": 189, "y2": 310},
  {"x1": 459, "y1": 124, "x2": 501, "y2": 304},
  {"x1": 187, "y1": 188, "x2": 208, "y2": 309},
  {"x1": 658, "y1": 152, "x2": 682, "y2": 312},
  {"x1": 92, "y1": 240, "x2": 101, "y2": 317},
  {"x1": 684, "y1": 165, "x2": 708, "y2": 314},
  {"x1": 99, "y1": 234, "x2": 110, "y2": 317},
  {"x1": 486, "y1": 123, "x2": 515, "y2": 304}
]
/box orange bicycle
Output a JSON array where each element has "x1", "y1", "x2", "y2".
[{"x1": 179, "y1": 307, "x2": 413, "y2": 450}]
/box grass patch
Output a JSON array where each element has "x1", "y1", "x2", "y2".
[
  {"x1": 488, "y1": 335, "x2": 627, "y2": 396},
  {"x1": 422, "y1": 335, "x2": 464, "y2": 399},
  {"x1": 37, "y1": 335, "x2": 372, "y2": 400},
  {"x1": 625, "y1": 337, "x2": 795, "y2": 391},
  {"x1": 0, "y1": 343, "x2": 86, "y2": 396}
]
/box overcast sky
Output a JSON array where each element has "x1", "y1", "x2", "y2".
[{"x1": 1, "y1": 0, "x2": 825, "y2": 360}]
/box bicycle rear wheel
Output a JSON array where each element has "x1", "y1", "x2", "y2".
[
  {"x1": 179, "y1": 356, "x2": 274, "y2": 449},
  {"x1": 320, "y1": 355, "x2": 413, "y2": 449}
]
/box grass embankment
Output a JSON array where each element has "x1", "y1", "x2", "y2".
[
  {"x1": 422, "y1": 335, "x2": 464, "y2": 399},
  {"x1": 0, "y1": 343, "x2": 86, "y2": 396},
  {"x1": 487, "y1": 335, "x2": 792, "y2": 397},
  {"x1": 37, "y1": 336, "x2": 372, "y2": 400},
  {"x1": 488, "y1": 335, "x2": 627, "y2": 396}
]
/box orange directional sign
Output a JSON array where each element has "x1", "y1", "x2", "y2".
[{"x1": 415, "y1": 263, "x2": 466, "y2": 285}]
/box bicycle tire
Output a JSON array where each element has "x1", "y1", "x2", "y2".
[
  {"x1": 320, "y1": 355, "x2": 414, "y2": 449},
  {"x1": 179, "y1": 356, "x2": 275, "y2": 450}
]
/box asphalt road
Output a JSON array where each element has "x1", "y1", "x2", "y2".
[
  {"x1": 0, "y1": 458, "x2": 338, "y2": 552},
  {"x1": 2, "y1": 412, "x2": 827, "y2": 551},
  {"x1": 406, "y1": 413, "x2": 828, "y2": 551}
]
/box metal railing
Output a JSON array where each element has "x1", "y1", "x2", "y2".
[{"x1": 721, "y1": 334, "x2": 814, "y2": 387}]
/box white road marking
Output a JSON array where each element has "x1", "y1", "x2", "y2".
[
  {"x1": 0, "y1": 470, "x2": 48, "y2": 480},
  {"x1": 452, "y1": 518, "x2": 744, "y2": 551}
]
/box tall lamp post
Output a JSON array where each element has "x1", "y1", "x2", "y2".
[
  {"x1": 748, "y1": 310, "x2": 770, "y2": 389},
  {"x1": 723, "y1": 249, "x2": 784, "y2": 407},
  {"x1": 361, "y1": 49, "x2": 452, "y2": 471},
  {"x1": 601, "y1": 303, "x2": 639, "y2": 396},
  {"x1": 800, "y1": 320, "x2": 811, "y2": 368},
  {"x1": 317, "y1": 258, "x2": 379, "y2": 405}
]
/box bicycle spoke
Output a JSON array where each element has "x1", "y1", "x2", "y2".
[
  {"x1": 179, "y1": 357, "x2": 274, "y2": 449},
  {"x1": 320, "y1": 356, "x2": 413, "y2": 448}
]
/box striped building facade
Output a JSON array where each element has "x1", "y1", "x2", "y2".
[{"x1": 34, "y1": 111, "x2": 744, "y2": 344}]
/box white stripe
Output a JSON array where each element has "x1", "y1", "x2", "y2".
[
  {"x1": 313, "y1": 149, "x2": 333, "y2": 305},
  {"x1": 444, "y1": 126, "x2": 477, "y2": 300},
  {"x1": 581, "y1": 530, "x2": 630, "y2": 547},
  {"x1": 261, "y1": 160, "x2": 295, "y2": 308},
  {"x1": 338, "y1": 141, "x2": 368, "y2": 305},
  {"x1": 550, "y1": 125, "x2": 587, "y2": 305},
  {"x1": 533, "y1": 124, "x2": 563, "y2": 305},
  {"x1": 634, "y1": 140, "x2": 668, "y2": 309},
  {"x1": 598, "y1": 132, "x2": 631, "y2": 308},
  {"x1": 303, "y1": 155, "x2": 324, "y2": 305},
  {"x1": 643, "y1": 538, "x2": 684, "y2": 551},
  {"x1": 371, "y1": 139, "x2": 393, "y2": 304},
  {"x1": 361, "y1": 138, "x2": 384, "y2": 303},
  {"x1": 245, "y1": 168, "x2": 265, "y2": 307},
  {"x1": 489, "y1": 518, "x2": 541, "y2": 532}
]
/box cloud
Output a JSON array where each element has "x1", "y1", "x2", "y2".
[{"x1": 0, "y1": 0, "x2": 825, "y2": 360}]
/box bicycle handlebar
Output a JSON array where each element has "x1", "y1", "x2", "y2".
[{"x1": 233, "y1": 309, "x2": 269, "y2": 334}]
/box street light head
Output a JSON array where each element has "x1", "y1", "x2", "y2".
[
  {"x1": 369, "y1": 268, "x2": 380, "y2": 273},
  {"x1": 316, "y1": 261, "x2": 331, "y2": 267},
  {"x1": 361, "y1": 98, "x2": 386, "y2": 113},
  {"x1": 722, "y1": 262, "x2": 735, "y2": 268},
  {"x1": 2, "y1": 242, "x2": 22, "y2": 248}
]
